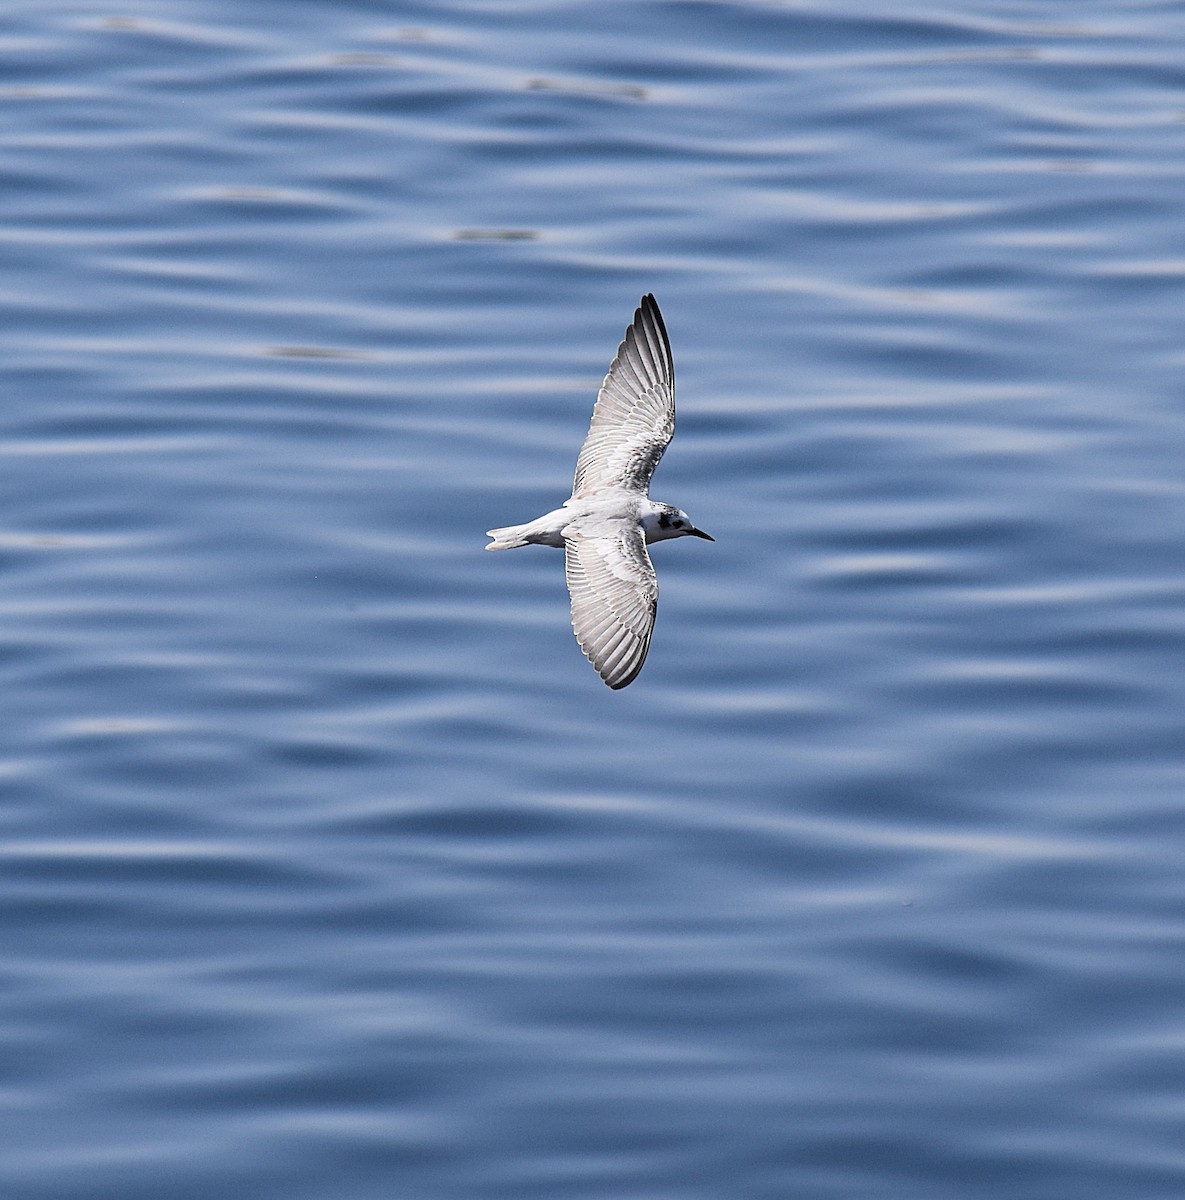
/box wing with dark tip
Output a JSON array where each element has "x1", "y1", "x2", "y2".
[
  {"x1": 572, "y1": 294, "x2": 674, "y2": 498},
  {"x1": 565, "y1": 525, "x2": 658, "y2": 689}
]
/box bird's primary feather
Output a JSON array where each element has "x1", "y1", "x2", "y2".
[
  {"x1": 565, "y1": 525, "x2": 658, "y2": 689},
  {"x1": 572, "y1": 294, "x2": 674, "y2": 499}
]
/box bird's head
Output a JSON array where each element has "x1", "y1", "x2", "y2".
[{"x1": 647, "y1": 504, "x2": 714, "y2": 544}]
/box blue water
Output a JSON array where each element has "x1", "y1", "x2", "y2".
[{"x1": 4, "y1": 1, "x2": 1185, "y2": 1196}]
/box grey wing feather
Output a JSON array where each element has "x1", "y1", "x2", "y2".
[
  {"x1": 573, "y1": 294, "x2": 675, "y2": 498},
  {"x1": 565, "y1": 526, "x2": 658, "y2": 689}
]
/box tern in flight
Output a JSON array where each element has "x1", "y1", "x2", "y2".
[{"x1": 487, "y1": 294, "x2": 712, "y2": 688}]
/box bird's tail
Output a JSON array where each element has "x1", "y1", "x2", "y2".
[{"x1": 485, "y1": 522, "x2": 532, "y2": 551}]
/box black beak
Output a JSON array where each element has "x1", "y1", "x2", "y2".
[{"x1": 690, "y1": 528, "x2": 714, "y2": 541}]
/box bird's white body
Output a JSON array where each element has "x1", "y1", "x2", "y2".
[
  {"x1": 486, "y1": 295, "x2": 711, "y2": 689},
  {"x1": 486, "y1": 493, "x2": 699, "y2": 551}
]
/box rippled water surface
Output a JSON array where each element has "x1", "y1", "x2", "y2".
[{"x1": 4, "y1": 1, "x2": 1185, "y2": 1196}]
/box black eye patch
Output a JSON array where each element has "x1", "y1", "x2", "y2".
[{"x1": 658, "y1": 512, "x2": 671, "y2": 528}]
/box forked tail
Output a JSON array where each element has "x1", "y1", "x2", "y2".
[{"x1": 485, "y1": 522, "x2": 532, "y2": 551}]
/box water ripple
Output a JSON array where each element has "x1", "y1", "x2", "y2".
[{"x1": 3, "y1": 1, "x2": 1185, "y2": 1197}]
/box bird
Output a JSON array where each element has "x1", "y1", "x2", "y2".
[{"x1": 486, "y1": 294, "x2": 712, "y2": 689}]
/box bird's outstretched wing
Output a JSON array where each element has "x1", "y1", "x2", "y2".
[
  {"x1": 572, "y1": 294, "x2": 674, "y2": 498},
  {"x1": 565, "y1": 525, "x2": 658, "y2": 689}
]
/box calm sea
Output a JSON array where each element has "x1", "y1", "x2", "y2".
[{"x1": 3, "y1": 2, "x2": 1185, "y2": 1197}]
